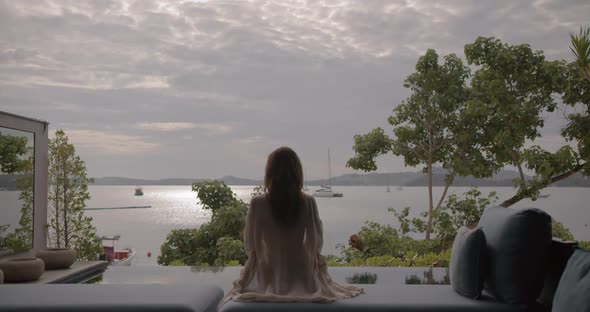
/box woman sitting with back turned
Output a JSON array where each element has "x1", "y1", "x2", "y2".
[{"x1": 219, "y1": 146, "x2": 362, "y2": 308}]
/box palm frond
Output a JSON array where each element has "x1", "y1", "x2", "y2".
[{"x1": 570, "y1": 26, "x2": 590, "y2": 80}]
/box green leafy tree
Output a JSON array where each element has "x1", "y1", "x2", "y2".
[
  {"x1": 0, "y1": 132, "x2": 34, "y2": 251},
  {"x1": 0, "y1": 225, "x2": 10, "y2": 249},
  {"x1": 158, "y1": 228, "x2": 202, "y2": 266},
  {"x1": 0, "y1": 133, "x2": 30, "y2": 174},
  {"x1": 192, "y1": 180, "x2": 238, "y2": 218},
  {"x1": 348, "y1": 49, "x2": 483, "y2": 239},
  {"x1": 502, "y1": 28, "x2": 590, "y2": 207},
  {"x1": 464, "y1": 37, "x2": 576, "y2": 207},
  {"x1": 495, "y1": 29, "x2": 590, "y2": 206},
  {"x1": 340, "y1": 31, "x2": 590, "y2": 266},
  {"x1": 335, "y1": 186, "x2": 496, "y2": 267},
  {"x1": 570, "y1": 26, "x2": 590, "y2": 80},
  {"x1": 430, "y1": 188, "x2": 497, "y2": 247},
  {"x1": 215, "y1": 237, "x2": 247, "y2": 266},
  {"x1": 390, "y1": 188, "x2": 496, "y2": 248},
  {"x1": 7, "y1": 153, "x2": 34, "y2": 251},
  {"x1": 558, "y1": 26, "x2": 590, "y2": 180},
  {"x1": 47, "y1": 130, "x2": 101, "y2": 260},
  {"x1": 158, "y1": 181, "x2": 247, "y2": 266}
]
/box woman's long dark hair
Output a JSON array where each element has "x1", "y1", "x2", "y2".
[{"x1": 264, "y1": 146, "x2": 304, "y2": 226}]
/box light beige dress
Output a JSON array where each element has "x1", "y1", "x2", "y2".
[{"x1": 219, "y1": 193, "x2": 362, "y2": 307}]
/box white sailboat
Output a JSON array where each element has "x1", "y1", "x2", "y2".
[{"x1": 313, "y1": 149, "x2": 343, "y2": 198}]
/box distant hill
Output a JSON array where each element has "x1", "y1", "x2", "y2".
[
  {"x1": 90, "y1": 170, "x2": 590, "y2": 187},
  {"x1": 91, "y1": 175, "x2": 260, "y2": 186}
]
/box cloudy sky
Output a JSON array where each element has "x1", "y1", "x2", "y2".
[{"x1": 0, "y1": 0, "x2": 588, "y2": 180}]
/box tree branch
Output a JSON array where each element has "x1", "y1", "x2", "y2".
[
  {"x1": 435, "y1": 172, "x2": 455, "y2": 210},
  {"x1": 499, "y1": 163, "x2": 585, "y2": 207},
  {"x1": 396, "y1": 144, "x2": 426, "y2": 161},
  {"x1": 510, "y1": 150, "x2": 527, "y2": 188},
  {"x1": 434, "y1": 135, "x2": 449, "y2": 151}
]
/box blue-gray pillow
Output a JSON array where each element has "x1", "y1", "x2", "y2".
[
  {"x1": 552, "y1": 248, "x2": 590, "y2": 312},
  {"x1": 478, "y1": 206, "x2": 552, "y2": 305},
  {"x1": 450, "y1": 226, "x2": 486, "y2": 299}
]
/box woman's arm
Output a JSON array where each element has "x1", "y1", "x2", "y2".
[
  {"x1": 309, "y1": 196, "x2": 324, "y2": 253},
  {"x1": 243, "y1": 198, "x2": 258, "y2": 255}
]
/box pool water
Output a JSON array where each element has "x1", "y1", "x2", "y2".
[{"x1": 89, "y1": 266, "x2": 450, "y2": 290}]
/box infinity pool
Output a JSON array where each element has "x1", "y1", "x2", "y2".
[{"x1": 88, "y1": 266, "x2": 449, "y2": 290}]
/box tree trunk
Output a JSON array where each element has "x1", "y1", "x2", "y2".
[
  {"x1": 434, "y1": 173, "x2": 455, "y2": 211},
  {"x1": 63, "y1": 159, "x2": 69, "y2": 249},
  {"x1": 425, "y1": 156, "x2": 434, "y2": 240},
  {"x1": 510, "y1": 150, "x2": 526, "y2": 189},
  {"x1": 54, "y1": 180, "x2": 61, "y2": 248},
  {"x1": 499, "y1": 164, "x2": 585, "y2": 207}
]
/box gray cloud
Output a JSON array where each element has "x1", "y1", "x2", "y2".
[{"x1": 0, "y1": 0, "x2": 587, "y2": 179}]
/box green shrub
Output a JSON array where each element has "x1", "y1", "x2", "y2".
[
  {"x1": 169, "y1": 260, "x2": 186, "y2": 266},
  {"x1": 158, "y1": 181, "x2": 247, "y2": 266},
  {"x1": 332, "y1": 187, "x2": 492, "y2": 267},
  {"x1": 365, "y1": 255, "x2": 399, "y2": 267},
  {"x1": 552, "y1": 218, "x2": 575, "y2": 241},
  {"x1": 578, "y1": 241, "x2": 590, "y2": 250},
  {"x1": 224, "y1": 260, "x2": 241, "y2": 266},
  {"x1": 215, "y1": 237, "x2": 247, "y2": 266},
  {"x1": 431, "y1": 189, "x2": 497, "y2": 247}
]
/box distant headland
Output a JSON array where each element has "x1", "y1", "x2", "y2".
[{"x1": 88, "y1": 169, "x2": 590, "y2": 187}]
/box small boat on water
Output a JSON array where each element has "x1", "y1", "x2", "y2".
[
  {"x1": 312, "y1": 185, "x2": 343, "y2": 198},
  {"x1": 312, "y1": 149, "x2": 343, "y2": 198},
  {"x1": 538, "y1": 194, "x2": 550, "y2": 199},
  {"x1": 386, "y1": 186, "x2": 391, "y2": 192},
  {"x1": 134, "y1": 186, "x2": 143, "y2": 196},
  {"x1": 99, "y1": 235, "x2": 136, "y2": 266}
]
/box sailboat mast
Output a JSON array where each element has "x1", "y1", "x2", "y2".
[{"x1": 328, "y1": 148, "x2": 332, "y2": 185}]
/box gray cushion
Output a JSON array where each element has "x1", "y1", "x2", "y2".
[
  {"x1": 450, "y1": 226, "x2": 486, "y2": 299},
  {"x1": 220, "y1": 284, "x2": 527, "y2": 312},
  {"x1": 477, "y1": 206, "x2": 552, "y2": 304},
  {"x1": 0, "y1": 283, "x2": 224, "y2": 312},
  {"x1": 552, "y1": 248, "x2": 590, "y2": 312}
]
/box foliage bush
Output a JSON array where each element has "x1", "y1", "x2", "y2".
[
  {"x1": 333, "y1": 188, "x2": 494, "y2": 267},
  {"x1": 551, "y1": 218, "x2": 590, "y2": 251},
  {"x1": 431, "y1": 189, "x2": 497, "y2": 247},
  {"x1": 159, "y1": 181, "x2": 589, "y2": 268},
  {"x1": 335, "y1": 187, "x2": 587, "y2": 267},
  {"x1": 552, "y1": 218, "x2": 575, "y2": 241},
  {"x1": 169, "y1": 260, "x2": 186, "y2": 266},
  {"x1": 158, "y1": 181, "x2": 247, "y2": 266},
  {"x1": 215, "y1": 237, "x2": 247, "y2": 266},
  {"x1": 332, "y1": 219, "x2": 446, "y2": 267},
  {"x1": 579, "y1": 241, "x2": 590, "y2": 250}
]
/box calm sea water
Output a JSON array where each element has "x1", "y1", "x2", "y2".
[{"x1": 84, "y1": 185, "x2": 590, "y2": 265}]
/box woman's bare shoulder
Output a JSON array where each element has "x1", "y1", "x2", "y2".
[
  {"x1": 250, "y1": 194, "x2": 268, "y2": 206},
  {"x1": 301, "y1": 192, "x2": 313, "y2": 200},
  {"x1": 301, "y1": 193, "x2": 316, "y2": 206}
]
